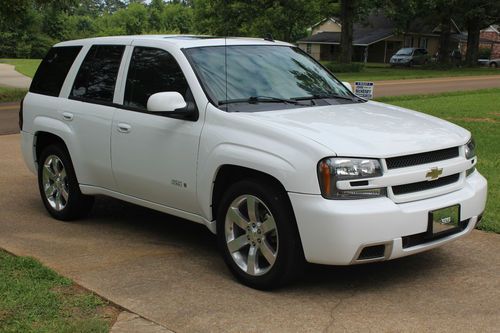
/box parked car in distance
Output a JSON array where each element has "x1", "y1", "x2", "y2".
[
  {"x1": 20, "y1": 36, "x2": 487, "y2": 290},
  {"x1": 390, "y1": 47, "x2": 430, "y2": 66},
  {"x1": 478, "y1": 58, "x2": 499, "y2": 68}
]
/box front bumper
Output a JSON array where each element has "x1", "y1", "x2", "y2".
[
  {"x1": 390, "y1": 58, "x2": 410, "y2": 65},
  {"x1": 289, "y1": 171, "x2": 487, "y2": 265}
]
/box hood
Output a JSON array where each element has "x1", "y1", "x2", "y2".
[{"x1": 240, "y1": 101, "x2": 469, "y2": 158}]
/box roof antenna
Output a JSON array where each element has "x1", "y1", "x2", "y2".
[
  {"x1": 223, "y1": 0, "x2": 229, "y2": 111},
  {"x1": 264, "y1": 33, "x2": 275, "y2": 42}
]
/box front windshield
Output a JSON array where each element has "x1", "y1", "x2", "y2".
[
  {"x1": 184, "y1": 45, "x2": 353, "y2": 107},
  {"x1": 396, "y1": 48, "x2": 413, "y2": 56}
]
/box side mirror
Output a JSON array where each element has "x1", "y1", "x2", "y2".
[
  {"x1": 342, "y1": 81, "x2": 353, "y2": 93},
  {"x1": 147, "y1": 92, "x2": 187, "y2": 113}
]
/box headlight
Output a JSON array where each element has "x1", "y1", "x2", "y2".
[
  {"x1": 317, "y1": 157, "x2": 386, "y2": 199},
  {"x1": 464, "y1": 137, "x2": 476, "y2": 159},
  {"x1": 464, "y1": 137, "x2": 476, "y2": 176}
]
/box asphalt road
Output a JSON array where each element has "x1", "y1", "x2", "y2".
[
  {"x1": 372, "y1": 75, "x2": 500, "y2": 97},
  {"x1": 1, "y1": 133, "x2": 499, "y2": 332}
]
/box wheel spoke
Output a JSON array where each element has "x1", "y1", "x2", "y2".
[
  {"x1": 260, "y1": 215, "x2": 277, "y2": 234},
  {"x1": 228, "y1": 206, "x2": 248, "y2": 230},
  {"x1": 227, "y1": 235, "x2": 249, "y2": 253},
  {"x1": 43, "y1": 163, "x2": 56, "y2": 181},
  {"x1": 54, "y1": 160, "x2": 63, "y2": 174},
  {"x1": 44, "y1": 184, "x2": 56, "y2": 197},
  {"x1": 247, "y1": 246, "x2": 258, "y2": 275},
  {"x1": 61, "y1": 186, "x2": 69, "y2": 202},
  {"x1": 59, "y1": 168, "x2": 67, "y2": 180},
  {"x1": 246, "y1": 196, "x2": 258, "y2": 222},
  {"x1": 259, "y1": 240, "x2": 276, "y2": 265},
  {"x1": 54, "y1": 190, "x2": 62, "y2": 210}
]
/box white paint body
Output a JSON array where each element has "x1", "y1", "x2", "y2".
[{"x1": 21, "y1": 36, "x2": 487, "y2": 265}]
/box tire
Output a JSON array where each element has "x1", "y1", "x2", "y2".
[
  {"x1": 491, "y1": 62, "x2": 498, "y2": 68},
  {"x1": 37, "y1": 144, "x2": 94, "y2": 221},
  {"x1": 216, "y1": 179, "x2": 305, "y2": 290},
  {"x1": 408, "y1": 60, "x2": 414, "y2": 67}
]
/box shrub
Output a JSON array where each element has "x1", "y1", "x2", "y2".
[
  {"x1": 478, "y1": 47, "x2": 492, "y2": 59},
  {"x1": 321, "y1": 62, "x2": 365, "y2": 73}
]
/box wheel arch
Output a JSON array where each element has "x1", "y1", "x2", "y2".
[
  {"x1": 34, "y1": 131, "x2": 70, "y2": 163},
  {"x1": 210, "y1": 164, "x2": 291, "y2": 224}
]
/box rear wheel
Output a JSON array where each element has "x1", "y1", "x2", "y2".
[
  {"x1": 38, "y1": 144, "x2": 94, "y2": 221},
  {"x1": 216, "y1": 179, "x2": 304, "y2": 289},
  {"x1": 490, "y1": 62, "x2": 498, "y2": 68}
]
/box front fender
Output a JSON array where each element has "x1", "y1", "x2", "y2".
[{"x1": 197, "y1": 143, "x2": 297, "y2": 221}]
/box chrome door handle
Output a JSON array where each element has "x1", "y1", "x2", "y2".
[
  {"x1": 62, "y1": 112, "x2": 73, "y2": 121},
  {"x1": 117, "y1": 123, "x2": 132, "y2": 133}
]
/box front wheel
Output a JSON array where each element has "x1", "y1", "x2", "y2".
[
  {"x1": 216, "y1": 179, "x2": 304, "y2": 290},
  {"x1": 38, "y1": 144, "x2": 94, "y2": 221}
]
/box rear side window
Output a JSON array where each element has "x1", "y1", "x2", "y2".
[
  {"x1": 30, "y1": 46, "x2": 82, "y2": 97},
  {"x1": 70, "y1": 45, "x2": 125, "y2": 104},
  {"x1": 124, "y1": 47, "x2": 189, "y2": 110}
]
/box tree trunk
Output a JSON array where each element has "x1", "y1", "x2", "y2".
[
  {"x1": 438, "y1": 20, "x2": 451, "y2": 64},
  {"x1": 465, "y1": 20, "x2": 480, "y2": 67},
  {"x1": 339, "y1": 0, "x2": 355, "y2": 64}
]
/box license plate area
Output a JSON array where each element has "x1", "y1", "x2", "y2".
[{"x1": 428, "y1": 204, "x2": 460, "y2": 237}]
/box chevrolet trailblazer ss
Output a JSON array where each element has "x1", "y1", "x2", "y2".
[{"x1": 20, "y1": 36, "x2": 487, "y2": 289}]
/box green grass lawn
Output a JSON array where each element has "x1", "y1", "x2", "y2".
[
  {"x1": 336, "y1": 63, "x2": 499, "y2": 82},
  {"x1": 0, "y1": 59, "x2": 41, "y2": 78},
  {"x1": 0, "y1": 86, "x2": 27, "y2": 103},
  {"x1": 378, "y1": 89, "x2": 500, "y2": 233},
  {"x1": 0, "y1": 251, "x2": 118, "y2": 332}
]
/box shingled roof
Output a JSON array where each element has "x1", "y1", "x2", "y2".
[
  {"x1": 298, "y1": 13, "x2": 444, "y2": 46},
  {"x1": 299, "y1": 13, "x2": 395, "y2": 46}
]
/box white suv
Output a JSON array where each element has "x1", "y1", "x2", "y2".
[{"x1": 20, "y1": 36, "x2": 487, "y2": 289}]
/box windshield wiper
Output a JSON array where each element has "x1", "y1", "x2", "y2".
[
  {"x1": 293, "y1": 94, "x2": 361, "y2": 102},
  {"x1": 219, "y1": 96, "x2": 301, "y2": 105}
]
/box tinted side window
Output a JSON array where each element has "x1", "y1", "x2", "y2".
[
  {"x1": 70, "y1": 45, "x2": 125, "y2": 103},
  {"x1": 30, "y1": 46, "x2": 82, "y2": 97},
  {"x1": 124, "y1": 47, "x2": 189, "y2": 110}
]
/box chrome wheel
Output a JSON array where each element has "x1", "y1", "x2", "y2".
[
  {"x1": 42, "y1": 155, "x2": 69, "y2": 211},
  {"x1": 225, "y1": 195, "x2": 278, "y2": 276}
]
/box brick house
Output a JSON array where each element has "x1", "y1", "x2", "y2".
[{"x1": 480, "y1": 25, "x2": 500, "y2": 58}]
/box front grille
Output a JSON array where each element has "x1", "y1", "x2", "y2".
[
  {"x1": 392, "y1": 173, "x2": 460, "y2": 195},
  {"x1": 386, "y1": 147, "x2": 459, "y2": 169}
]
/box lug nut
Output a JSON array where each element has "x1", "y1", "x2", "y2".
[
  {"x1": 257, "y1": 229, "x2": 261, "y2": 234},
  {"x1": 257, "y1": 239, "x2": 261, "y2": 243}
]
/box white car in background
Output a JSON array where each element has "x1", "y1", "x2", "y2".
[
  {"x1": 20, "y1": 35, "x2": 487, "y2": 289},
  {"x1": 478, "y1": 58, "x2": 499, "y2": 68}
]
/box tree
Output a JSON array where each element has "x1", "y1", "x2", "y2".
[
  {"x1": 149, "y1": 0, "x2": 166, "y2": 31},
  {"x1": 192, "y1": 0, "x2": 321, "y2": 42},
  {"x1": 456, "y1": 0, "x2": 500, "y2": 66},
  {"x1": 339, "y1": 0, "x2": 356, "y2": 63}
]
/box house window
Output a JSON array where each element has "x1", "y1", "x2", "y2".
[
  {"x1": 420, "y1": 38, "x2": 428, "y2": 49},
  {"x1": 306, "y1": 43, "x2": 312, "y2": 54}
]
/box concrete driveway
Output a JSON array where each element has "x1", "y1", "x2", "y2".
[
  {"x1": 0, "y1": 63, "x2": 31, "y2": 89},
  {"x1": 1, "y1": 134, "x2": 499, "y2": 332}
]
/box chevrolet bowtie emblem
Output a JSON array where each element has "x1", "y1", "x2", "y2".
[{"x1": 426, "y1": 167, "x2": 443, "y2": 180}]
